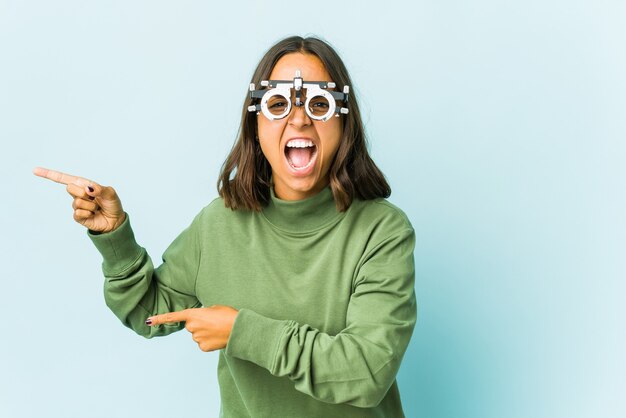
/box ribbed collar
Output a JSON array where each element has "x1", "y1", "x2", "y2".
[{"x1": 262, "y1": 186, "x2": 343, "y2": 233}]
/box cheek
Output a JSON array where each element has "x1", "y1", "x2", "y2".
[
  {"x1": 257, "y1": 117, "x2": 284, "y2": 142},
  {"x1": 258, "y1": 138, "x2": 278, "y2": 165},
  {"x1": 320, "y1": 122, "x2": 343, "y2": 159},
  {"x1": 256, "y1": 118, "x2": 267, "y2": 140},
  {"x1": 257, "y1": 119, "x2": 284, "y2": 163}
]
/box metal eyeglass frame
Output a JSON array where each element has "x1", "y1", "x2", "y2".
[{"x1": 247, "y1": 70, "x2": 350, "y2": 122}]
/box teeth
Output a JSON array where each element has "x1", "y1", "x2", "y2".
[{"x1": 286, "y1": 139, "x2": 314, "y2": 148}]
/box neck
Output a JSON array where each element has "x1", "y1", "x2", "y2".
[{"x1": 262, "y1": 186, "x2": 343, "y2": 233}]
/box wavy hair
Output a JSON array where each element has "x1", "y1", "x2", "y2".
[{"x1": 218, "y1": 36, "x2": 390, "y2": 212}]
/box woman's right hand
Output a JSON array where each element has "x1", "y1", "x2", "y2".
[{"x1": 33, "y1": 167, "x2": 126, "y2": 233}]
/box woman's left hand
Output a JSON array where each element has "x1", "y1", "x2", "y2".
[{"x1": 146, "y1": 305, "x2": 239, "y2": 352}]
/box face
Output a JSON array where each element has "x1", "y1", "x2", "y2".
[{"x1": 257, "y1": 53, "x2": 343, "y2": 201}]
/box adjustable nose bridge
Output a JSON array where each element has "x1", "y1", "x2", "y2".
[
  {"x1": 288, "y1": 73, "x2": 310, "y2": 126},
  {"x1": 293, "y1": 69, "x2": 304, "y2": 108}
]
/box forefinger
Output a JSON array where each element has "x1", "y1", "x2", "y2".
[
  {"x1": 33, "y1": 166, "x2": 88, "y2": 186},
  {"x1": 146, "y1": 310, "x2": 190, "y2": 326}
]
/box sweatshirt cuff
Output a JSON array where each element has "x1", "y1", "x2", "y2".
[
  {"x1": 225, "y1": 308, "x2": 290, "y2": 372},
  {"x1": 87, "y1": 213, "x2": 144, "y2": 276}
]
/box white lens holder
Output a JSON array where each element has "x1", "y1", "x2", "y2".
[
  {"x1": 248, "y1": 69, "x2": 349, "y2": 122},
  {"x1": 260, "y1": 87, "x2": 292, "y2": 120},
  {"x1": 303, "y1": 86, "x2": 336, "y2": 122}
]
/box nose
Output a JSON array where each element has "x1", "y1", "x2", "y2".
[{"x1": 287, "y1": 104, "x2": 312, "y2": 128}]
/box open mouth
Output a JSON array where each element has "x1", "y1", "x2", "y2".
[{"x1": 284, "y1": 138, "x2": 318, "y2": 171}]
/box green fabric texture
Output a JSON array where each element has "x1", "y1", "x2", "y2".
[{"x1": 88, "y1": 186, "x2": 417, "y2": 418}]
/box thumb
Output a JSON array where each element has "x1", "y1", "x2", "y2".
[{"x1": 145, "y1": 310, "x2": 190, "y2": 326}]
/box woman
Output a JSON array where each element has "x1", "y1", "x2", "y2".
[{"x1": 34, "y1": 36, "x2": 416, "y2": 418}]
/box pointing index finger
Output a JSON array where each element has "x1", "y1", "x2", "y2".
[
  {"x1": 146, "y1": 310, "x2": 190, "y2": 326},
  {"x1": 33, "y1": 166, "x2": 88, "y2": 186}
]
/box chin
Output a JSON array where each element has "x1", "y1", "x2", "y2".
[
  {"x1": 275, "y1": 174, "x2": 326, "y2": 200},
  {"x1": 288, "y1": 178, "x2": 318, "y2": 193}
]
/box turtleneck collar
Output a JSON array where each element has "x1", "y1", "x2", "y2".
[{"x1": 262, "y1": 186, "x2": 343, "y2": 233}]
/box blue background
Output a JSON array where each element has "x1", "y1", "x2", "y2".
[{"x1": 1, "y1": 1, "x2": 624, "y2": 417}]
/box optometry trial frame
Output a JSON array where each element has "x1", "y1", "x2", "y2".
[{"x1": 247, "y1": 70, "x2": 350, "y2": 122}]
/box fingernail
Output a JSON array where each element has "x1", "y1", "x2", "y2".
[
  {"x1": 88, "y1": 186, "x2": 94, "y2": 192},
  {"x1": 145, "y1": 319, "x2": 152, "y2": 326}
]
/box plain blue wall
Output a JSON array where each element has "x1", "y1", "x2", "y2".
[{"x1": 1, "y1": 1, "x2": 624, "y2": 417}]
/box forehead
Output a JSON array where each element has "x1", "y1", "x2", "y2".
[{"x1": 269, "y1": 53, "x2": 332, "y2": 81}]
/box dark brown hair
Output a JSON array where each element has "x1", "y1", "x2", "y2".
[{"x1": 218, "y1": 35, "x2": 390, "y2": 212}]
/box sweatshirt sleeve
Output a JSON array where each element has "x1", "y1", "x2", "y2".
[
  {"x1": 225, "y1": 226, "x2": 417, "y2": 408},
  {"x1": 88, "y1": 212, "x2": 203, "y2": 338}
]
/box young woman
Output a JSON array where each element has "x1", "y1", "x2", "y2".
[{"x1": 34, "y1": 36, "x2": 416, "y2": 418}]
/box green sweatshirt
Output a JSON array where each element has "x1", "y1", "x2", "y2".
[{"x1": 89, "y1": 186, "x2": 416, "y2": 418}]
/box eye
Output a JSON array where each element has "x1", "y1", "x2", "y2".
[
  {"x1": 311, "y1": 101, "x2": 329, "y2": 109},
  {"x1": 308, "y1": 96, "x2": 331, "y2": 117},
  {"x1": 266, "y1": 95, "x2": 290, "y2": 116},
  {"x1": 309, "y1": 96, "x2": 329, "y2": 108}
]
